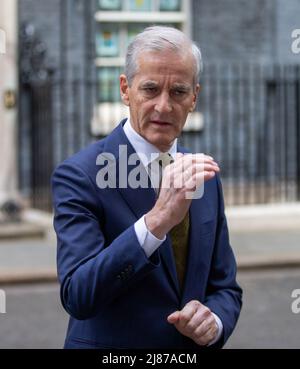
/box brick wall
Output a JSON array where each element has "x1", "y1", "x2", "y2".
[
  {"x1": 276, "y1": 0, "x2": 300, "y2": 62},
  {"x1": 192, "y1": 0, "x2": 276, "y2": 63},
  {"x1": 18, "y1": 0, "x2": 96, "y2": 163}
]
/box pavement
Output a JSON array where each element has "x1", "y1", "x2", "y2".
[{"x1": 0, "y1": 204, "x2": 299, "y2": 284}]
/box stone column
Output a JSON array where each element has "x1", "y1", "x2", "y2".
[{"x1": 0, "y1": 0, "x2": 19, "y2": 208}]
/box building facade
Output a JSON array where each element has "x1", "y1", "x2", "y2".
[
  {"x1": 0, "y1": 0, "x2": 19, "y2": 218},
  {"x1": 15, "y1": 0, "x2": 300, "y2": 209}
]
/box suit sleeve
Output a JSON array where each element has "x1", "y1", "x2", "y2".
[
  {"x1": 203, "y1": 175, "x2": 243, "y2": 348},
  {"x1": 52, "y1": 160, "x2": 160, "y2": 320}
]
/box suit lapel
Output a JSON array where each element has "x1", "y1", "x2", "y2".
[
  {"x1": 103, "y1": 121, "x2": 180, "y2": 297},
  {"x1": 116, "y1": 137, "x2": 158, "y2": 219},
  {"x1": 116, "y1": 147, "x2": 180, "y2": 298},
  {"x1": 181, "y1": 194, "x2": 213, "y2": 306},
  {"x1": 160, "y1": 236, "x2": 181, "y2": 299},
  {"x1": 103, "y1": 121, "x2": 156, "y2": 218},
  {"x1": 174, "y1": 146, "x2": 215, "y2": 304}
]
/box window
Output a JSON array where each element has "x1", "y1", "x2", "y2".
[
  {"x1": 97, "y1": 0, "x2": 182, "y2": 12},
  {"x1": 98, "y1": 67, "x2": 121, "y2": 102},
  {"x1": 128, "y1": 0, "x2": 152, "y2": 12},
  {"x1": 159, "y1": 0, "x2": 181, "y2": 11},
  {"x1": 92, "y1": 0, "x2": 191, "y2": 136},
  {"x1": 98, "y1": 0, "x2": 121, "y2": 11},
  {"x1": 96, "y1": 24, "x2": 120, "y2": 57}
]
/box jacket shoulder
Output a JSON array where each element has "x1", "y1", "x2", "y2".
[{"x1": 53, "y1": 137, "x2": 108, "y2": 177}]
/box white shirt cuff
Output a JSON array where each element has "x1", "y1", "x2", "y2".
[
  {"x1": 207, "y1": 312, "x2": 223, "y2": 346},
  {"x1": 134, "y1": 215, "x2": 166, "y2": 258}
]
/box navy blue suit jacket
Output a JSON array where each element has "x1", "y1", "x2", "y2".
[{"x1": 52, "y1": 120, "x2": 242, "y2": 349}]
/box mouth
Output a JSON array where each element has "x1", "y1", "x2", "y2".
[{"x1": 150, "y1": 120, "x2": 172, "y2": 127}]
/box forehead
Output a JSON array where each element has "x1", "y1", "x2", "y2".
[{"x1": 134, "y1": 50, "x2": 195, "y2": 84}]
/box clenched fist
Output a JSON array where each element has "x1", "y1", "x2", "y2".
[
  {"x1": 167, "y1": 300, "x2": 219, "y2": 346},
  {"x1": 145, "y1": 153, "x2": 220, "y2": 239}
]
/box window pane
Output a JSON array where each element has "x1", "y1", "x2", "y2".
[
  {"x1": 98, "y1": 67, "x2": 121, "y2": 102},
  {"x1": 159, "y1": 0, "x2": 181, "y2": 11},
  {"x1": 128, "y1": 0, "x2": 152, "y2": 11},
  {"x1": 98, "y1": 0, "x2": 122, "y2": 10},
  {"x1": 96, "y1": 25, "x2": 120, "y2": 57}
]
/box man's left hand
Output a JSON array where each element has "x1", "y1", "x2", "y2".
[{"x1": 167, "y1": 300, "x2": 218, "y2": 346}]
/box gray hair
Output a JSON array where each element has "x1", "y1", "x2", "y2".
[{"x1": 125, "y1": 26, "x2": 203, "y2": 88}]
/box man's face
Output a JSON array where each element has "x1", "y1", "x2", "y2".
[{"x1": 120, "y1": 50, "x2": 200, "y2": 152}]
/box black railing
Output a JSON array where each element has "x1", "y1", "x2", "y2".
[
  {"x1": 18, "y1": 21, "x2": 95, "y2": 212},
  {"x1": 29, "y1": 82, "x2": 54, "y2": 210},
  {"x1": 18, "y1": 23, "x2": 56, "y2": 211},
  {"x1": 19, "y1": 61, "x2": 300, "y2": 210},
  {"x1": 181, "y1": 63, "x2": 300, "y2": 206}
]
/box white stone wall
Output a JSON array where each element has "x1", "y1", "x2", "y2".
[{"x1": 0, "y1": 0, "x2": 18, "y2": 205}]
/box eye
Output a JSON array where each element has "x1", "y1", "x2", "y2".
[
  {"x1": 172, "y1": 89, "x2": 187, "y2": 96},
  {"x1": 141, "y1": 86, "x2": 159, "y2": 97},
  {"x1": 144, "y1": 87, "x2": 157, "y2": 93}
]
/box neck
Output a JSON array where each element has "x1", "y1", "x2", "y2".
[{"x1": 155, "y1": 143, "x2": 173, "y2": 153}]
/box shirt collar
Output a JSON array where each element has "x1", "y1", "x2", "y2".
[{"x1": 123, "y1": 118, "x2": 177, "y2": 168}]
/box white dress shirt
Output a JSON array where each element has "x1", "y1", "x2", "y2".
[{"x1": 123, "y1": 118, "x2": 223, "y2": 345}]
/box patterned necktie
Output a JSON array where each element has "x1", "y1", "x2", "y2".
[{"x1": 155, "y1": 153, "x2": 190, "y2": 291}]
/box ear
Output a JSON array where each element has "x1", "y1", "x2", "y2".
[
  {"x1": 190, "y1": 84, "x2": 200, "y2": 112},
  {"x1": 120, "y1": 74, "x2": 130, "y2": 106}
]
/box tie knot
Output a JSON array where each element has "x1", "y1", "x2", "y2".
[{"x1": 156, "y1": 152, "x2": 173, "y2": 169}]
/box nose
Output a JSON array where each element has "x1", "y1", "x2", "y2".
[{"x1": 154, "y1": 92, "x2": 172, "y2": 114}]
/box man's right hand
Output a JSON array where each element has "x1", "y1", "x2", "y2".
[{"x1": 145, "y1": 153, "x2": 220, "y2": 239}]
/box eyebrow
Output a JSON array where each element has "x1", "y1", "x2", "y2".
[
  {"x1": 172, "y1": 83, "x2": 191, "y2": 91},
  {"x1": 140, "y1": 81, "x2": 158, "y2": 88},
  {"x1": 140, "y1": 81, "x2": 191, "y2": 90}
]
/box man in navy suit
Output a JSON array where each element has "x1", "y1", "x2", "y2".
[{"x1": 52, "y1": 26, "x2": 242, "y2": 349}]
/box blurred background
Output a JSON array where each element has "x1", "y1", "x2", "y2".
[{"x1": 0, "y1": 0, "x2": 300, "y2": 348}]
